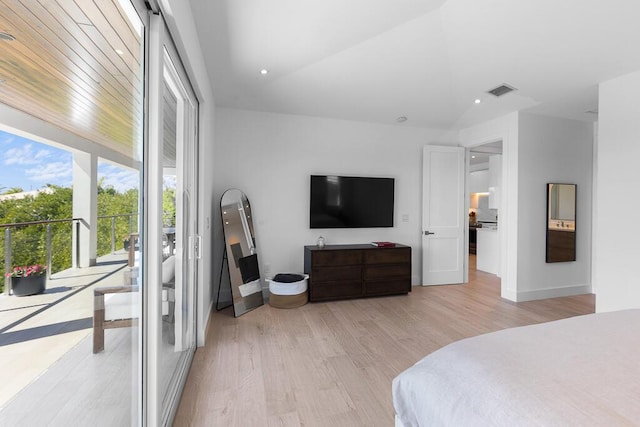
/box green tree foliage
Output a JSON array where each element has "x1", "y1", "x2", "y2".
[
  {"x1": 0, "y1": 185, "x2": 139, "y2": 292},
  {"x1": 96, "y1": 182, "x2": 139, "y2": 257},
  {"x1": 163, "y1": 187, "x2": 176, "y2": 227},
  {"x1": 2, "y1": 187, "x2": 24, "y2": 195},
  {"x1": 0, "y1": 186, "x2": 73, "y2": 282}
]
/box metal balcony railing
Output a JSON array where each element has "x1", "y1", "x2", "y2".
[{"x1": 1, "y1": 214, "x2": 138, "y2": 295}]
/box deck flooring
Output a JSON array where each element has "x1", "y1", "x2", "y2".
[
  {"x1": 0, "y1": 251, "x2": 130, "y2": 410},
  {"x1": 0, "y1": 250, "x2": 184, "y2": 426}
]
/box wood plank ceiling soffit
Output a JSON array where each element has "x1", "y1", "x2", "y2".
[{"x1": 0, "y1": 0, "x2": 143, "y2": 160}]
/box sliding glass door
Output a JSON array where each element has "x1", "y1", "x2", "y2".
[
  {"x1": 0, "y1": 2, "x2": 199, "y2": 425},
  {"x1": 0, "y1": 0, "x2": 147, "y2": 425},
  {"x1": 147, "y1": 14, "x2": 199, "y2": 426}
]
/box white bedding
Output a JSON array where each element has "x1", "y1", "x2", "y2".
[{"x1": 393, "y1": 310, "x2": 640, "y2": 426}]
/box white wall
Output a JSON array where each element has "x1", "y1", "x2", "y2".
[
  {"x1": 594, "y1": 69, "x2": 640, "y2": 312},
  {"x1": 213, "y1": 108, "x2": 454, "y2": 293},
  {"x1": 516, "y1": 113, "x2": 593, "y2": 300},
  {"x1": 162, "y1": 0, "x2": 217, "y2": 345}
]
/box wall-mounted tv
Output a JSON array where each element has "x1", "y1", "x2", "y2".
[{"x1": 310, "y1": 175, "x2": 395, "y2": 228}]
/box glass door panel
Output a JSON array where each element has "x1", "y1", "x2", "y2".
[
  {"x1": 148, "y1": 15, "x2": 198, "y2": 425},
  {"x1": 0, "y1": 0, "x2": 146, "y2": 425}
]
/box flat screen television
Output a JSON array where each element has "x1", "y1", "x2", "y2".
[{"x1": 310, "y1": 175, "x2": 395, "y2": 228}]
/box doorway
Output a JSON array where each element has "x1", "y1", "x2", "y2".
[{"x1": 468, "y1": 141, "x2": 502, "y2": 277}]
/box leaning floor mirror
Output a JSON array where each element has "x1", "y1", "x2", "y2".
[{"x1": 219, "y1": 189, "x2": 264, "y2": 317}]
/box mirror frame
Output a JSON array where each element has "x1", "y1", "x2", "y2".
[
  {"x1": 545, "y1": 183, "x2": 576, "y2": 263},
  {"x1": 219, "y1": 189, "x2": 264, "y2": 317}
]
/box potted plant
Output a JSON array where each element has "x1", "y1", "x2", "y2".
[{"x1": 5, "y1": 264, "x2": 47, "y2": 296}]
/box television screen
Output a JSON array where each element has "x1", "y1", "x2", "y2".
[{"x1": 310, "y1": 175, "x2": 395, "y2": 228}]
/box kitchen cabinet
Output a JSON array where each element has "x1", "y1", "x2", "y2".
[
  {"x1": 469, "y1": 170, "x2": 489, "y2": 194},
  {"x1": 477, "y1": 228, "x2": 499, "y2": 275},
  {"x1": 488, "y1": 155, "x2": 502, "y2": 209}
]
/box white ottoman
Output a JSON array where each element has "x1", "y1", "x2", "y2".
[{"x1": 267, "y1": 274, "x2": 308, "y2": 309}]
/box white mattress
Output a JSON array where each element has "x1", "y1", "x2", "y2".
[{"x1": 393, "y1": 310, "x2": 640, "y2": 426}]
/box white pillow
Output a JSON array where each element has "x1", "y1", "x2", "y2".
[{"x1": 162, "y1": 255, "x2": 176, "y2": 284}]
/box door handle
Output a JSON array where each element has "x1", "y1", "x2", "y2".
[
  {"x1": 424, "y1": 231, "x2": 435, "y2": 236},
  {"x1": 195, "y1": 235, "x2": 202, "y2": 260}
]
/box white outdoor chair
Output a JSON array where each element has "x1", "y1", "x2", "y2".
[{"x1": 93, "y1": 255, "x2": 175, "y2": 353}]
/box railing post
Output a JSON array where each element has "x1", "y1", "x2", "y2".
[
  {"x1": 46, "y1": 224, "x2": 52, "y2": 280},
  {"x1": 111, "y1": 217, "x2": 116, "y2": 254},
  {"x1": 4, "y1": 228, "x2": 11, "y2": 295},
  {"x1": 72, "y1": 219, "x2": 80, "y2": 268}
]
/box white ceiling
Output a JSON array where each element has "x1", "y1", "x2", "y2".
[
  {"x1": 470, "y1": 141, "x2": 502, "y2": 167},
  {"x1": 190, "y1": 0, "x2": 640, "y2": 130}
]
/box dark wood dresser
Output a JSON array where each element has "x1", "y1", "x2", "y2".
[{"x1": 303, "y1": 244, "x2": 412, "y2": 302}]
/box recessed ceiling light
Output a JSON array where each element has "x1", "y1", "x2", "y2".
[
  {"x1": 115, "y1": 49, "x2": 124, "y2": 55},
  {"x1": 0, "y1": 32, "x2": 15, "y2": 41},
  {"x1": 474, "y1": 99, "x2": 481, "y2": 104},
  {"x1": 396, "y1": 116, "x2": 408, "y2": 123},
  {"x1": 472, "y1": 155, "x2": 476, "y2": 159},
  {"x1": 260, "y1": 69, "x2": 268, "y2": 75}
]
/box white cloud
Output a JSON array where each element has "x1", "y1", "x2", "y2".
[
  {"x1": 35, "y1": 149, "x2": 51, "y2": 160},
  {"x1": 98, "y1": 164, "x2": 140, "y2": 192},
  {"x1": 163, "y1": 175, "x2": 176, "y2": 190},
  {"x1": 26, "y1": 161, "x2": 73, "y2": 183},
  {"x1": 4, "y1": 144, "x2": 54, "y2": 166},
  {"x1": 0, "y1": 133, "x2": 14, "y2": 145}
]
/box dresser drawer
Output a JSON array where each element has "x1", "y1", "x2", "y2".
[
  {"x1": 310, "y1": 281, "x2": 363, "y2": 301},
  {"x1": 364, "y1": 264, "x2": 411, "y2": 280},
  {"x1": 312, "y1": 266, "x2": 362, "y2": 283},
  {"x1": 364, "y1": 247, "x2": 411, "y2": 264},
  {"x1": 312, "y1": 250, "x2": 362, "y2": 266},
  {"x1": 365, "y1": 278, "x2": 410, "y2": 296}
]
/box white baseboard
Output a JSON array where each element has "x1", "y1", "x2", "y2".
[
  {"x1": 199, "y1": 300, "x2": 214, "y2": 347},
  {"x1": 513, "y1": 283, "x2": 592, "y2": 302},
  {"x1": 502, "y1": 288, "x2": 518, "y2": 301}
]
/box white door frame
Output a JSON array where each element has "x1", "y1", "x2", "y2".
[{"x1": 458, "y1": 113, "x2": 519, "y2": 301}]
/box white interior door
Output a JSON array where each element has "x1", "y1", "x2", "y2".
[{"x1": 422, "y1": 146, "x2": 465, "y2": 285}]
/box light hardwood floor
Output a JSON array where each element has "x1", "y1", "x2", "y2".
[{"x1": 174, "y1": 256, "x2": 594, "y2": 426}]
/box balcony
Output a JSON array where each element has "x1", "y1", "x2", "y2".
[{"x1": 0, "y1": 216, "x2": 140, "y2": 422}]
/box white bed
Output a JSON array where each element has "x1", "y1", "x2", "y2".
[{"x1": 392, "y1": 310, "x2": 640, "y2": 426}]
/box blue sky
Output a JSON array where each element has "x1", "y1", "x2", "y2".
[{"x1": 0, "y1": 130, "x2": 139, "y2": 193}]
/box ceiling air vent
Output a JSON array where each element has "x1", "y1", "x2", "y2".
[{"x1": 487, "y1": 84, "x2": 517, "y2": 97}]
